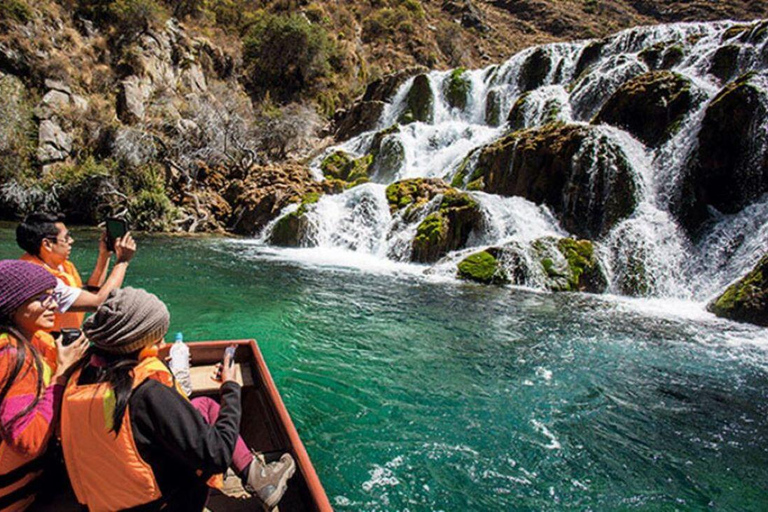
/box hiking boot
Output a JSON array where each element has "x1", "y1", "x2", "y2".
[{"x1": 245, "y1": 453, "x2": 296, "y2": 510}]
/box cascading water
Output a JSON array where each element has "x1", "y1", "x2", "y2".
[{"x1": 263, "y1": 20, "x2": 768, "y2": 306}]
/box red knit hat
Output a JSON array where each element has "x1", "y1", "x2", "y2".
[{"x1": 0, "y1": 260, "x2": 57, "y2": 320}]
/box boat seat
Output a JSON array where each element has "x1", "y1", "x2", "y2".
[{"x1": 189, "y1": 363, "x2": 254, "y2": 393}]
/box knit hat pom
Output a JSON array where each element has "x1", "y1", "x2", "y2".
[
  {"x1": 0, "y1": 260, "x2": 58, "y2": 320},
  {"x1": 84, "y1": 287, "x2": 170, "y2": 354}
]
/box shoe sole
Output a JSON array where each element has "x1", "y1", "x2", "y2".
[{"x1": 262, "y1": 456, "x2": 296, "y2": 510}]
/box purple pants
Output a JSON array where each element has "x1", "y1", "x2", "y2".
[{"x1": 191, "y1": 396, "x2": 255, "y2": 475}]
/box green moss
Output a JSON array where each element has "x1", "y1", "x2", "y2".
[
  {"x1": 722, "y1": 24, "x2": 751, "y2": 41},
  {"x1": 446, "y1": 68, "x2": 471, "y2": 110},
  {"x1": 414, "y1": 212, "x2": 446, "y2": 246},
  {"x1": 320, "y1": 151, "x2": 371, "y2": 182},
  {"x1": 296, "y1": 191, "x2": 322, "y2": 215},
  {"x1": 466, "y1": 178, "x2": 484, "y2": 191},
  {"x1": 439, "y1": 190, "x2": 477, "y2": 212},
  {"x1": 557, "y1": 238, "x2": 593, "y2": 289},
  {"x1": 457, "y1": 250, "x2": 509, "y2": 285},
  {"x1": 321, "y1": 151, "x2": 352, "y2": 179},
  {"x1": 386, "y1": 179, "x2": 421, "y2": 210},
  {"x1": 708, "y1": 254, "x2": 768, "y2": 326},
  {"x1": 398, "y1": 74, "x2": 433, "y2": 124}
]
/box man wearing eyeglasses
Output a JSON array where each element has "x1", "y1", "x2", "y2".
[{"x1": 16, "y1": 212, "x2": 137, "y2": 330}]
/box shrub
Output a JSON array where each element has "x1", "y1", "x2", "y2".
[
  {"x1": 0, "y1": 75, "x2": 36, "y2": 184},
  {"x1": 128, "y1": 188, "x2": 177, "y2": 231},
  {"x1": 109, "y1": 0, "x2": 168, "y2": 34},
  {"x1": 0, "y1": 0, "x2": 33, "y2": 23},
  {"x1": 53, "y1": 157, "x2": 118, "y2": 224},
  {"x1": 243, "y1": 12, "x2": 336, "y2": 101}
]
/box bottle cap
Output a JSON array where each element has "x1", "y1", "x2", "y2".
[{"x1": 175, "y1": 332, "x2": 183, "y2": 342}]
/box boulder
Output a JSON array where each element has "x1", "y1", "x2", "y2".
[
  {"x1": 398, "y1": 74, "x2": 434, "y2": 124},
  {"x1": 385, "y1": 178, "x2": 450, "y2": 212},
  {"x1": 485, "y1": 89, "x2": 502, "y2": 126},
  {"x1": 334, "y1": 100, "x2": 386, "y2": 141},
  {"x1": 411, "y1": 190, "x2": 481, "y2": 262},
  {"x1": 363, "y1": 66, "x2": 429, "y2": 102},
  {"x1": 37, "y1": 119, "x2": 73, "y2": 163},
  {"x1": 708, "y1": 253, "x2": 768, "y2": 327},
  {"x1": 507, "y1": 91, "x2": 565, "y2": 131},
  {"x1": 531, "y1": 236, "x2": 608, "y2": 293},
  {"x1": 638, "y1": 42, "x2": 685, "y2": 70},
  {"x1": 320, "y1": 150, "x2": 372, "y2": 185},
  {"x1": 594, "y1": 71, "x2": 699, "y2": 147},
  {"x1": 441, "y1": 0, "x2": 488, "y2": 31},
  {"x1": 573, "y1": 40, "x2": 605, "y2": 80},
  {"x1": 709, "y1": 45, "x2": 741, "y2": 82},
  {"x1": 267, "y1": 192, "x2": 320, "y2": 247},
  {"x1": 369, "y1": 128, "x2": 405, "y2": 183},
  {"x1": 117, "y1": 75, "x2": 153, "y2": 123},
  {"x1": 472, "y1": 123, "x2": 639, "y2": 238},
  {"x1": 677, "y1": 72, "x2": 768, "y2": 232},
  {"x1": 457, "y1": 248, "x2": 510, "y2": 285},
  {"x1": 225, "y1": 163, "x2": 322, "y2": 235},
  {"x1": 445, "y1": 68, "x2": 471, "y2": 110},
  {"x1": 519, "y1": 47, "x2": 552, "y2": 92}
]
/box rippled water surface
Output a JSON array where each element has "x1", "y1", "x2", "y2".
[{"x1": 2, "y1": 227, "x2": 767, "y2": 510}]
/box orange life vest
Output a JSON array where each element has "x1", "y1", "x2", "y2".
[
  {"x1": 60, "y1": 357, "x2": 222, "y2": 512},
  {"x1": 0, "y1": 331, "x2": 56, "y2": 512},
  {"x1": 19, "y1": 254, "x2": 84, "y2": 330}
]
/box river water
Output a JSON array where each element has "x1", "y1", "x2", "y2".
[{"x1": 2, "y1": 226, "x2": 766, "y2": 510}]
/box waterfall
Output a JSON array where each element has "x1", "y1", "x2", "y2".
[{"x1": 266, "y1": 20, "x2": 768, "y2": 302}]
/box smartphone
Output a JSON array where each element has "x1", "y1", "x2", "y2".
[
  {"x1": 59, "y1": 328, "x2": 82, "y2": 347},
  {"x1": 105, "y1": 217, "x2": 128, "y2": 251}
]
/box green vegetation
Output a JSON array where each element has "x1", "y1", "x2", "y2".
[
  {"x1": 243, "y1": 12, "x2": 340, "y2": 101},
  {"x1": 320, "y1": 151, "x2": 372, "y2": 183},
  {"x1": 362, "y1": 0, "x2": 424, "y2": 42},
  {"x1": 445, "y1": 68, "x2": 471, "y2": 110},
  {"x1": 0, "y1": 0, "x2": 33, "y2": 22},
  {"x1": 457, "y1": 250, "x2": 509, "y2": 285}
]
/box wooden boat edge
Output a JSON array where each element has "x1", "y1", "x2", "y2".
[{"x1": 187, "y1": 339, "x2": 333, "y2": 512}]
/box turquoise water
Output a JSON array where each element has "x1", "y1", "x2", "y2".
[{"x1": 2, "y1": 226, "x2": 768, "y2": 510}]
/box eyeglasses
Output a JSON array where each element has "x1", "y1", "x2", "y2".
[
  {"x1": 32, "y1": 291, "x2": 56, "y2": 307},
  {"x1": 46, "y1": 235, "x2": 74, "y2": 245}
]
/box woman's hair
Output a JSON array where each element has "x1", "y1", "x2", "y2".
[
  {"x1": 84, "y1": 348, "x2": 141, "y2": 435},
  {"x1": 0, "y1": 324, "x2": 45, "y2": 437}
]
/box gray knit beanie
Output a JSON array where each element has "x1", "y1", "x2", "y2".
[{"x1": 84, "y1": 287, "x2": 170, "y2": 354}]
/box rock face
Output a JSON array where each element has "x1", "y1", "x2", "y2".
[
  {"x1": 507, "y1": 91, "x2": 565, "y2": 131},
  {"x1": 485, "y1": 89, "x2": 503, "y2": 126},
  {"x1": 411, "y1": 190, "x2": 481, "y2": 262},
  {"x1": 708, "y1": 253, "x2": 768, "y2": 327},
  {"x1": 594, "y1": 71, "x2": 699, "y2": 147},
  {"x1": 709, "y1": 45, "x2": 741, "y2": 82},
  {"x1": 677, "y1": 72, "x2": 768, "y2": 232},
  {"x1": 369, "y1": 126, "x2": 405, "y2": 183},
  {"x1": 363, "y1": 67, "x2": 429, "y2": 103},
  {"x1": 226, "y1": 164, "x2": 322, "y2": 235},
  {"x1": 320, "y1": 150, "x2": 372, "y2": 186},
  {"x1": 398, "y1": 74, "x2": 434, "y2": 124},
  {"x1": 386, "y1": 178, "x2": 451, "y2": 213},
  {"x1": 471, "y1": 123, "x2": 639, "y2": 238},
  {"x1": 638, "y1": 42, "x2": 685, "y2": 70},
  {"x1": 334, "y1": 100, "x2": 386, "y2": 141}
]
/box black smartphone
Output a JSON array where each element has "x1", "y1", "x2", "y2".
[
  {"x1": 59, "y1": 328, "x2": 82, "y2": 346},
  {"x1": 106, "y1": 217, "x2": 128, "y2": 251}
]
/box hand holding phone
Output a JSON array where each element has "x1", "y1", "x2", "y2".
[
  {"x1": 53, "y1": 328, "x2": 82, "y2": 347},
  {"x1": 213, "y1": 345, "x2": 238, "y2": 384},
  {"x1": 105, "y1": 217, "x2": 128, "y2": 252}
]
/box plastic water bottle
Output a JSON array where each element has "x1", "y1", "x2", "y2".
[{"x1": 169, "y1": 332, "x2": 192, "y2": 395}]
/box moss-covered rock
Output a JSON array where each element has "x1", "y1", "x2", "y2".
[
  {"x1": 485, "y1": 89, "x2": 502, "y2": 126},
  {"x1": 369, "y1": 127, "x2": 405, "y2": 183},
  {"x1": 709, "y1": 45, "x2": 741, "y2": 82},
  {"x1": 411, "y1": 189, "x2": 481, "y2": 262},
  {"x1": 267, "y1": 192, "x2": 320, "y2": 247},
  {"x1": 471, "y1": 123, "x2": 639, "y2": 238},
  {"x1": 450, "y1": 150, "x2": 477, "y2": 188},
  {"x1": 519, "y1": 47, "x2": 552, "y2": 92},
  {"x1": 532, "y1": 236, "x2": 608, "y2": 293},
  {"x1": 457, "y1": 249, "x2": 510, "y2": 285},
  {"x1": 445, "y1": 68, "x2": 471, "y2": 110},
  {"x1": 320, "y1": 150, "x2": 373, "y2": 183},
  {"x1": 676, "y1": 72, "x2": 768, "y2": 232},
  {"x1": 638, "y1": 42, "x2": 684, "y2": 70},
  {"x1": 507, "y1": 92, "x2": 564, "y2": 131},
  {"x1": 385, "y1": 178, "x2": 451, "y2": 212},
  {"x1": 398, "y1": 74, "x2": 434, "y2": 124},
  {"x1": 573, "y1": 40, "x2": 605, "y2": 82},
  {"x1": 708, "y1": 253, "x2": 768, "y2": 327},
  {"x1": 594, "y1": 71, "x2": 699, "y2": 147}
]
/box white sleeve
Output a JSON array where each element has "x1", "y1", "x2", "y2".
[{"x1": 53, "y1": 278, "x2": 82, "y2": 313}]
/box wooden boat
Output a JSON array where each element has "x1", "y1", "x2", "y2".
[
  {"x1": 184, "y1": 339, "x2": 332, "y2": 512},
  {"x1": 33, "y1": 339, "x2": 332, "y2": 512}
]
